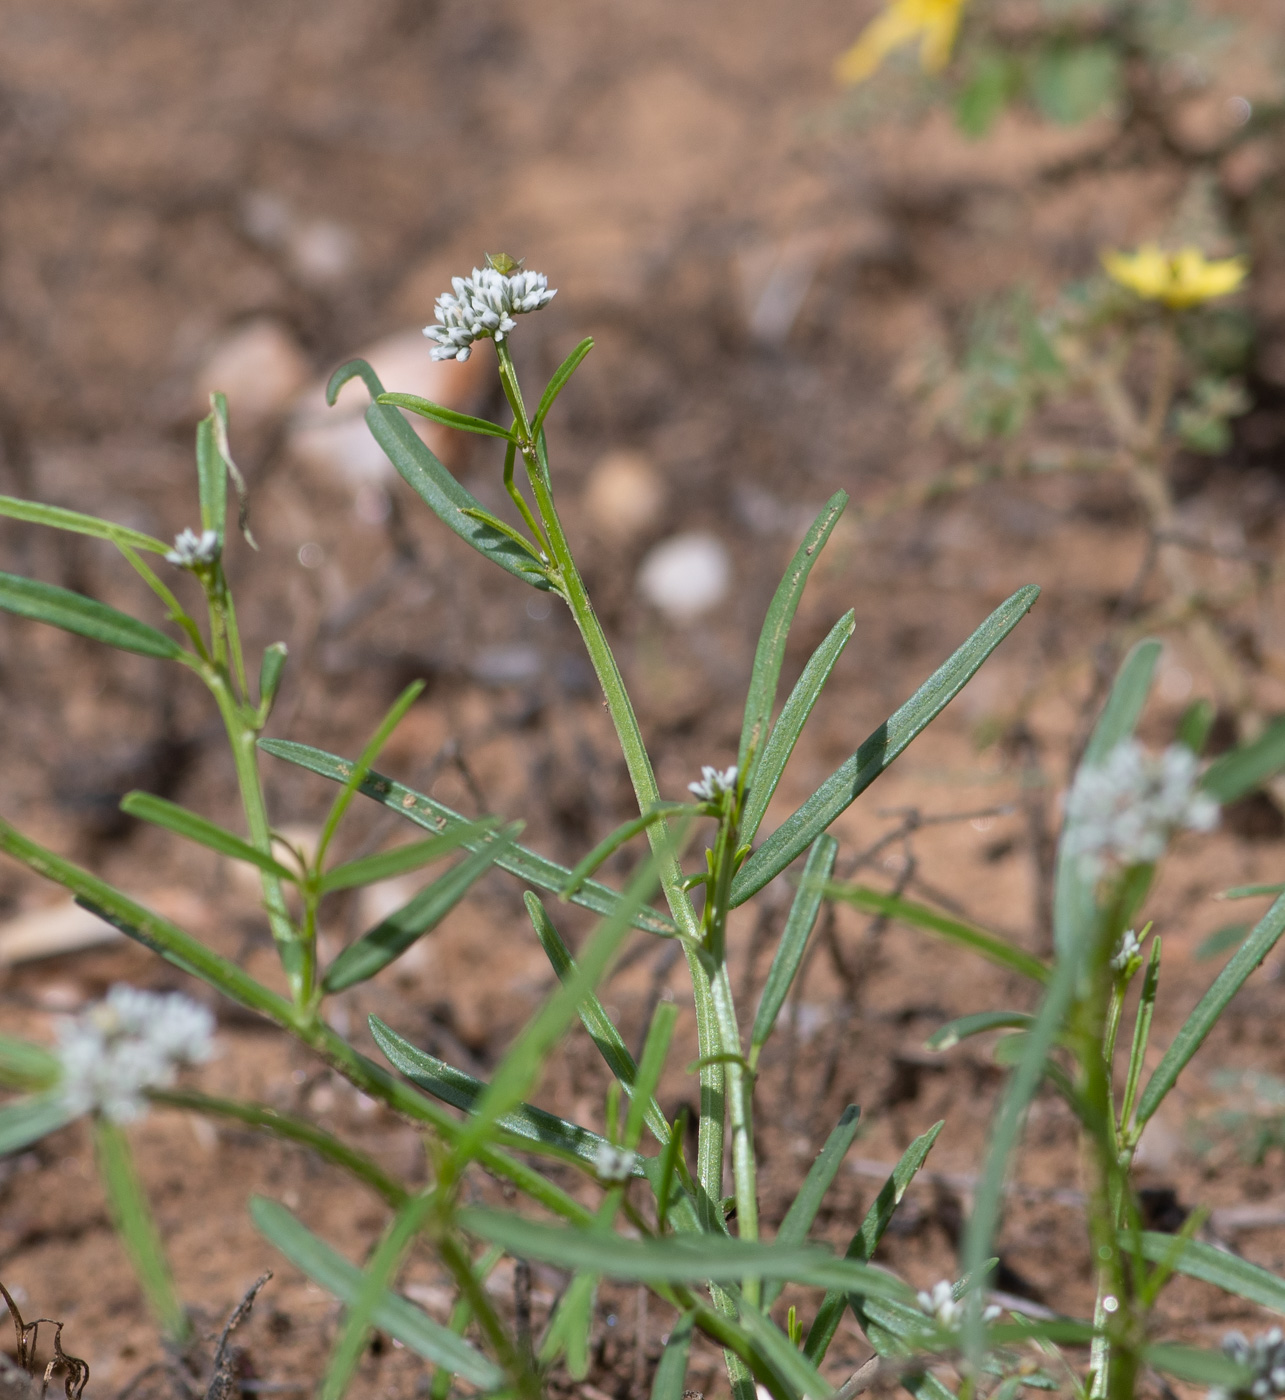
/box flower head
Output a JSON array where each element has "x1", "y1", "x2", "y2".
[
  {"x1": 1209, "y1": 1328, "x2": 1285, "y2": 1400},
  {"x1": 916, "y1": 1279, "x2": 1000, "y2": 1330},
  {"x1": 423, "y1": 257, "x2": 556, "y2": 362},
  {"x1": 1111, "y1": 927, "x2": 1143, "y2": 973},
  {"x1": 56, "y1": 984, "x2": 216, "y2": 1123},
  {"x1": 165, "y1": 528, "x2": 220, "y2": 569},
  {"x1": 836, "y1": 0, "x2": 966, "y2": 85},
  {"x1": 1063, "y1": 740, "x2": 1219, "y2": 872},
  {"x1": 591, "y1": 1141, "x2": 637, "y2": 1183},
  {"x1": 688, "y1": 765, "x2": 738, "y2": 803},
  {"x1": 1103, "y1": 245, "x2": 1248, "y2": 309}
]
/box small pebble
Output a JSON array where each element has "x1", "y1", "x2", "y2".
[
  {"x1": 584, "y1": 451, "x2": 666, "y2": 539},
  {"x1": 194, "y1": 318, "x2": 310, "y2": 426},
  {"x1": 637, "y1": 531, "x2": 730, "y2": 621}
]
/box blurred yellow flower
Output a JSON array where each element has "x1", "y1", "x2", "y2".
[
  {"x1": 836, "y1": 0, "x2": 966, "y2": 85},
  {"x1": 1102, "y1": 244, "x2": 1248, "y2": 309}
]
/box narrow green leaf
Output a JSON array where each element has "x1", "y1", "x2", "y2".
[
  {"x1": 1202, "y1": 715, "x2": 1285, "y2": 804},
  {"x1": 120, "y1": 792, "x2": 297, "y2": 880},
  {"x1": 741, "y1": 611, "x2": 855, "y2": 845},
  {"x1": 624, "y1": 1002, "x2": 678, "y2": 1150},
  {"x1": 804, "y1": 1120, "x2": 944, "y2": 1363},
  {"x1": 653, "y1": 1106, "x2": 688, "y2": 1231},
  {"x1": 736, "y1": 1296, "x2": 832, "y2": 1400},
  {"x1": 762, "y1": 1104, "x2": 861, "y2": 1309},
  {"x1": 926, "y1": 1011, "x2": 1034, "y2": 1052},
  {"x1": 196, "y1": 412, "x2": 227, "y2": 544},
  {"x1": 1084, "y1": 641, "x2": 1162, "y2": 765},
  {"x1": 0, "y1": 1035, "x2": 60, "y2": 1092},
  {"x1": 94, "y1": 1117, "x2": 189, "y2": 1341},
  {"x1": 1136, "y1": 890, "x2": 1285, "y2": 1127},
  {"x1": 327, "y1": 358, "x2": 384, "y2": 405},
  {"x1": 259, "y1": 739, "x2": 675, "y2": 937},
  {"x1": 0, "y1": 816, "x2": 293, "y2": 1024},
  {"x1": 0, "y1": 572, "x2": 185, "y2": 660},
  {"x1": 532, "y1": 338, "x2": 595, "y2": 434},
  {"x1": 320, "y1": 820, "x2": 497, "y2": 893},
  {"x1": 317, "y1": 680, "x2": 426, "y2": 870},
  {"x1": 744, "y1": 610, "x2": 856, "y2": 840},
  {"x1": 733, "y1": 585, "x2": 1039, "y2": 905},
  {"x1": 323, "y1": 828, "x2": 517, "y2": 993},
  {"x1": 377, "y1": 392, "x2": 514, "y2": 440},
  {"x1": 651, "y1": 1313, "x2": 694, "y2": 1400},
  {"x1": 319, "y1": 1190, "x2": 438, "y2": 1400},
  {"x1": 1120, "y1": 936, "x2": 1161, "y2": 1130},
  {"x1": 539, "y1": 1271, "x2": 596, "y2": 1379},
  {"x1": 561, "y1": 804, "x2": 693, "y2": 900},
  {"x1": 1195, "y1": 923, "x2": 1248, "y2": 958},
  {"x1": 1138, "y1": 1232, "x2": 1285, "y2": 1313},
  {"x1": 368, "y1": 1015, "x2": 638, "y2": 1174},
  {"x1": 1177, "y1": 698, "x2": 1215, "y2": 755},
  {"x1": 738, "y1": 492, "x2": 848, "y2": 788},
  {"x1": 752, "y1": 835, "x2": 837, "y2": 1053},
  {"x1": 457, "y1": 1209, "x2": 915, "y2": 1298},
  {"x1": 1144, "y1": 1343, "x2": 1248, "y2": 1387},
  {"x1": 0, "y1": 1093, "x2": 76, "y2": 1154},
  {"x1": 0, "y1": 496, "x2": 169, "y2": 554},
  {"x1": 525, "y1": 892, "x2": 670, "y2": 1144},
  {"x1": 259, "y1": 642, "x2": 288, "y2": 714},
  {"x1": 250, "y1": 1197, "x2": 503, "y2": 1388},
  {"x1": 1221, "y1": 884, "x2": 1284, "y2": 901},
  {"x1": 827, "y1": 884, "x2": 1048, "y2": 983}
]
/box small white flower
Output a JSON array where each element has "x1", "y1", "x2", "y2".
[
  {"x1": 688, "y1": 765, "x2": 738, "y2": 802},
  {"x1": 591, "y1": 1141, "x2": 636, "y2": 1182},
  {"x1": 1063, "y1": 740, "x2": 1219, "y2": 872},
  {"x1": 1210, "y1": 1329, "x2": 1285, "y2": 1400},
  {"x1": 1111, "y1": 928, "x2": 1142, "y2": 972},
  {"x1": 423, "y1": 263, "x2": 556, "y2": 362},
  {"x1": 915, "y1": 1280, "x2": 1001, "y2": 1331},
  {"x1": 165, "y1": 528, "x2": 220, "y2": 569},
  {"x1": 56, "y1": 984, "x2": 216, "y2": 1123}
]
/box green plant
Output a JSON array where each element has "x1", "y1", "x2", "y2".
[{"x1": 0, "y1": 258, "x2": 1283, "y2": 1400}]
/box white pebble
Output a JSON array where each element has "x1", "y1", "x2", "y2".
[
  {"x1": 637, "y1": 532, "x2": 730, "y2": 621},
  {"x1": 194, "y1": 318, "x2": 310, "y2": 426},
  {"x1": 584, "y1": 451, "x2": 666, "y2": 539}
]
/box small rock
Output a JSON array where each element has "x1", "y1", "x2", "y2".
[
  {"x1": 288, "y1": 330, "x2": 495, "y2": 487},
  {"x1": 637, "y1": 531, "x2": 730, "y2": 621},
  {"x1": 584, "y1": 450, "x2": 666, "y2": 539},
  {"x1": 194, "y1": 318, "x2": 310, "y2": 426},
  {"x1": 469, "y1": 643, "x2": 542, "y2": 686},
  {"x1": 0, "y1": 899, "x2": 121, "y2": 966}
]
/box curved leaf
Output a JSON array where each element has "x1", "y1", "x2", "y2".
[
  {"x1": 0, "y1": 496, "x2": 169, "y2": 554},
  {"x1": 0, "y1": 572, "x2": 184, "y2": 660}
]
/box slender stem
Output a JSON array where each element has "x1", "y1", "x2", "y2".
[{"x1": 502, "y1": 438, "x2": 550, "y2": 557}]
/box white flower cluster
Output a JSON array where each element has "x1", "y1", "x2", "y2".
[
  {"x1": 165, "y1": 528, "x2": 220, "y2": 569},
  {"x1": 591, "y1": 1141, "x2": 637, "y2": 1183},
  {"x1": 423, "y1": 265, "x2": 556, "y2": 362},
  {"x1": 1210, "y1": 1329, "x2": 1285, "y2": 1400},
  {"x1": 56, "y1": 984, "x2": 216, "y2": 1123},
  {"x1": 916, "y1": 1280, "x2": 1001, "y2": 1330},
  {"x1": 1111, "y1": 927, "x2": 1142, "y2": 972},
  {"x1": 1063, "y1": 740, "x2": 1219, "y2": 870},
  {"x1": 689, "y1": 765, "x2": 738, "y2": 802}
]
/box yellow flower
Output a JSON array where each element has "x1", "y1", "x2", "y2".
[
  {"x1": 836, "y1": 0, "x2": 966, "y2": 85},
  {"x1": 1101, "y1": 244, "x2": 1248, "y2": 310}
]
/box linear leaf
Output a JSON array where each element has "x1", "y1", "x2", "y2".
[
  {"x1": 804, "y1": 1120, "x2": 944, "y2": 1363},
  {"x1": 196, "y1": 412, "x2": 226, "y2": 544},
  {"x1": 250, "y1": 1197, "x2": 503, "y2": 1388},
  {"x1": 1202, "y1": 715, "x2": 1285, "y2": 804},
  {"x1": 762, "y1": 1104, "x2": 860, "y2": 1309},
  {"x1": 1144, "y1": 1343, "x2": 1248, "y2": 1387},
  {"x1": 0, "y1": 572, "x2": 184, "y2": 659},
  {"x1": 736, "y1": 1296, "x2": 832, "y2": 1400},
  {"x1": 120, "y1": 792, "x2": 297, "y2": 880},
  {"x1": 1083, "y1": 640, "x2": 1161, "y2": 765},
  {"x1": 738, "y1": 492, "x2": 848, "y2": 788},
  {"x1": 625, "y1": 1003, "x2": 678, "y2": 1150},
  {"x1": 827, "y1": 884, "x2": 1048, "y2": 983},
  {"x1": 320, "y1": 820, "x2": 497, "y2": 893},
  {"x1": 0, "y1": 1035, "x2": 60, "y2": 1092},
  {"x1": 741, "y1": 611, "x2": 855, "y2": 845},
  {"x1": 0, "y1": 496, "x2": 169, "y2": 554},
  {"x1": 323, "y1": 828, "x2": 517, "y2": 993},
  {"x1": 733, "y1": 585, "x2": 1039, "y2": 904},
  {"x1": 561, "y1": 804, "x2": 693, "y2": 899},
  {"x1": 525, "y1": 893, "x2": 671, "y2": 1146},
  {"x1": 926, "y1": 1011, "x2": 1034, "y2": 1052},
  {"x1": 368, "y1": 1015, "x2": 637, "y2": 1173},
  {"x1": 752, "y1": 835, "x2": 837, "y2": 1053},
  {"x1": 259, "y1": 738, "x2": 675, "y2": 936},
  {"x1": 1222, "y1": 883, "x2": 1285, "y2": 900},
  {"x1": 94, "y1": 1117, "x2": 189, "y2": 1341},
  {"x1": 1136, "y1": 890, "x2": 1285, "y2": 1127},
  {"x1": 651, "y1": 1313, "x2": 694, "y2": 1400},
  {"x1": 377, "y1": 392, "x2": 514, "y2": 440},
  {"x1": 457, "y1": 1209, "x2": 915, "y2": 1298},
  {"x1": 0, "y1": 1093, "x2": 76, "y2": 1154},
  {"x1": 1138, "y1": 1231, "x2": 1285, "y2": 1313},
  {"x1": 533, "y1": 338, "x2": 595, "y2": 435}
]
